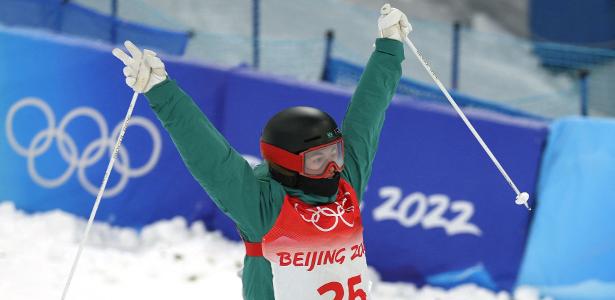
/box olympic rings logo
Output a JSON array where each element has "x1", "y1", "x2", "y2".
[
  {"x1": 294, "y1": 192, "x2": 355, "y2": 232},
  {"x1": 5, "y1": 97, "x2": 162, "y2": 198}
]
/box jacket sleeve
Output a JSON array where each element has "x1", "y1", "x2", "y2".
[
  {"x1": 341, "y1": 38, "x2": 404, "y2": 202},
  {"x1": 144, "y1": 79, "x2": 274, "y2": 237}
]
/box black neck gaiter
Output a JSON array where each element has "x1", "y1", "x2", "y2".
[{"x1": 270, "y1": 168, "x2": 340, "y2": 197}]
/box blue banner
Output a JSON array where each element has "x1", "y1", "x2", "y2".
[
  {"x1": 530, "y1": 0, "x2": 615, "y2": 48},
  {"x1": 0, "y1": 27, "x2": 224, "y2": 227},
  {"x1": 0, "y1": 0, "x2": 189, "y2": 55}
]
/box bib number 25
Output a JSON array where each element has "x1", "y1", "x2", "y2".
[{"x1": 317, "y1": 274, "x2": 367, "y2": 300}]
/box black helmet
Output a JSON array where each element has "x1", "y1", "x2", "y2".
[
  {"x1": 262, "y1": 106, "x2": 341, "y2": 154},
  {"x1": 261, "y1": 106, "x2": 343, "y2": 198}
]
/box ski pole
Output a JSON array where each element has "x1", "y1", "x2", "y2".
[
  {"x1": 403, "y1": 36, "x2": 530, "y2": 210},
  {"x1": 60, "y1": 91, "x2": 140, "y2": 299}
]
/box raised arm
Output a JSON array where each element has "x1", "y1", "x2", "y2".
[
  {"x1": 341, "y1": 5, "x2": 408, "y2": 201},
  {"x1": 112, "y1": 41, "x2": 266, "y2": 237}
]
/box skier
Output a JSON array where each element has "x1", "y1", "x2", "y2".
[{"x1": 112, "y1": 4, "x2": 410, "y2": 300}]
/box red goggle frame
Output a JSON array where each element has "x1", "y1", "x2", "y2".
[{"x1": 260, "y1": 138, "x2": 344, "y2": 179}]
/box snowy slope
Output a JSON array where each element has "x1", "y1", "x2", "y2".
[
  {"x1": 0, "y1": 202, "x2": 550, "y2": 300},
  {"x1": 345, "y1": 0, "x2": 529, "y2": 37},
  {"x1": 140, "y1": 0, "x2": 583, "y2": 117},
  {"x1": 68, "y1": 0, "x2": 588, "y2": 117}
]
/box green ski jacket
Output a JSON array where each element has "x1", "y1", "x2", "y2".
[{"x1": 144, "y1": 38, "x2": 404, "y2": 299}]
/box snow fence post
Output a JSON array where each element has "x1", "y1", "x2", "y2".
[
  {"x1": 451, "y1": 21, "x2": 461, "y2": 90},
  {"x1": 579, "y1": 69, "x2": 590, "y2": 116}
]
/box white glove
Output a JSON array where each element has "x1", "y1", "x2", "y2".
[
  {"x1": 112, "y1": 40, "x2": 167, "y2": 93},
  {"x1": 378, "y1": 4, "x2": 412, "y2": 42}
]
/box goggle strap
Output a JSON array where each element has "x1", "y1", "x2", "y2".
[{"x1": 260, "y1": 141, "x2": 303, "y2": 173}]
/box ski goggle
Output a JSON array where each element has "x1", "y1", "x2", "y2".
[{"x1": 260, "y1": 138, "x2": 344, "y2": 179}]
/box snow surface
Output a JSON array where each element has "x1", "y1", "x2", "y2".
[
  {"x1": 66, "y1": 0, "x2": 611, "y2": 117},
  {"x1": 155, "y1": 0, "x2": 576, "y2": 116},
  {"x1": 0, "y1": 202, "x2": 550, "y2": 300}
]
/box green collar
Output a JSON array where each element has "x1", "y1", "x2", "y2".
[{"x1": 283, "y1": 186, "x2": 338, "y2": 205}]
